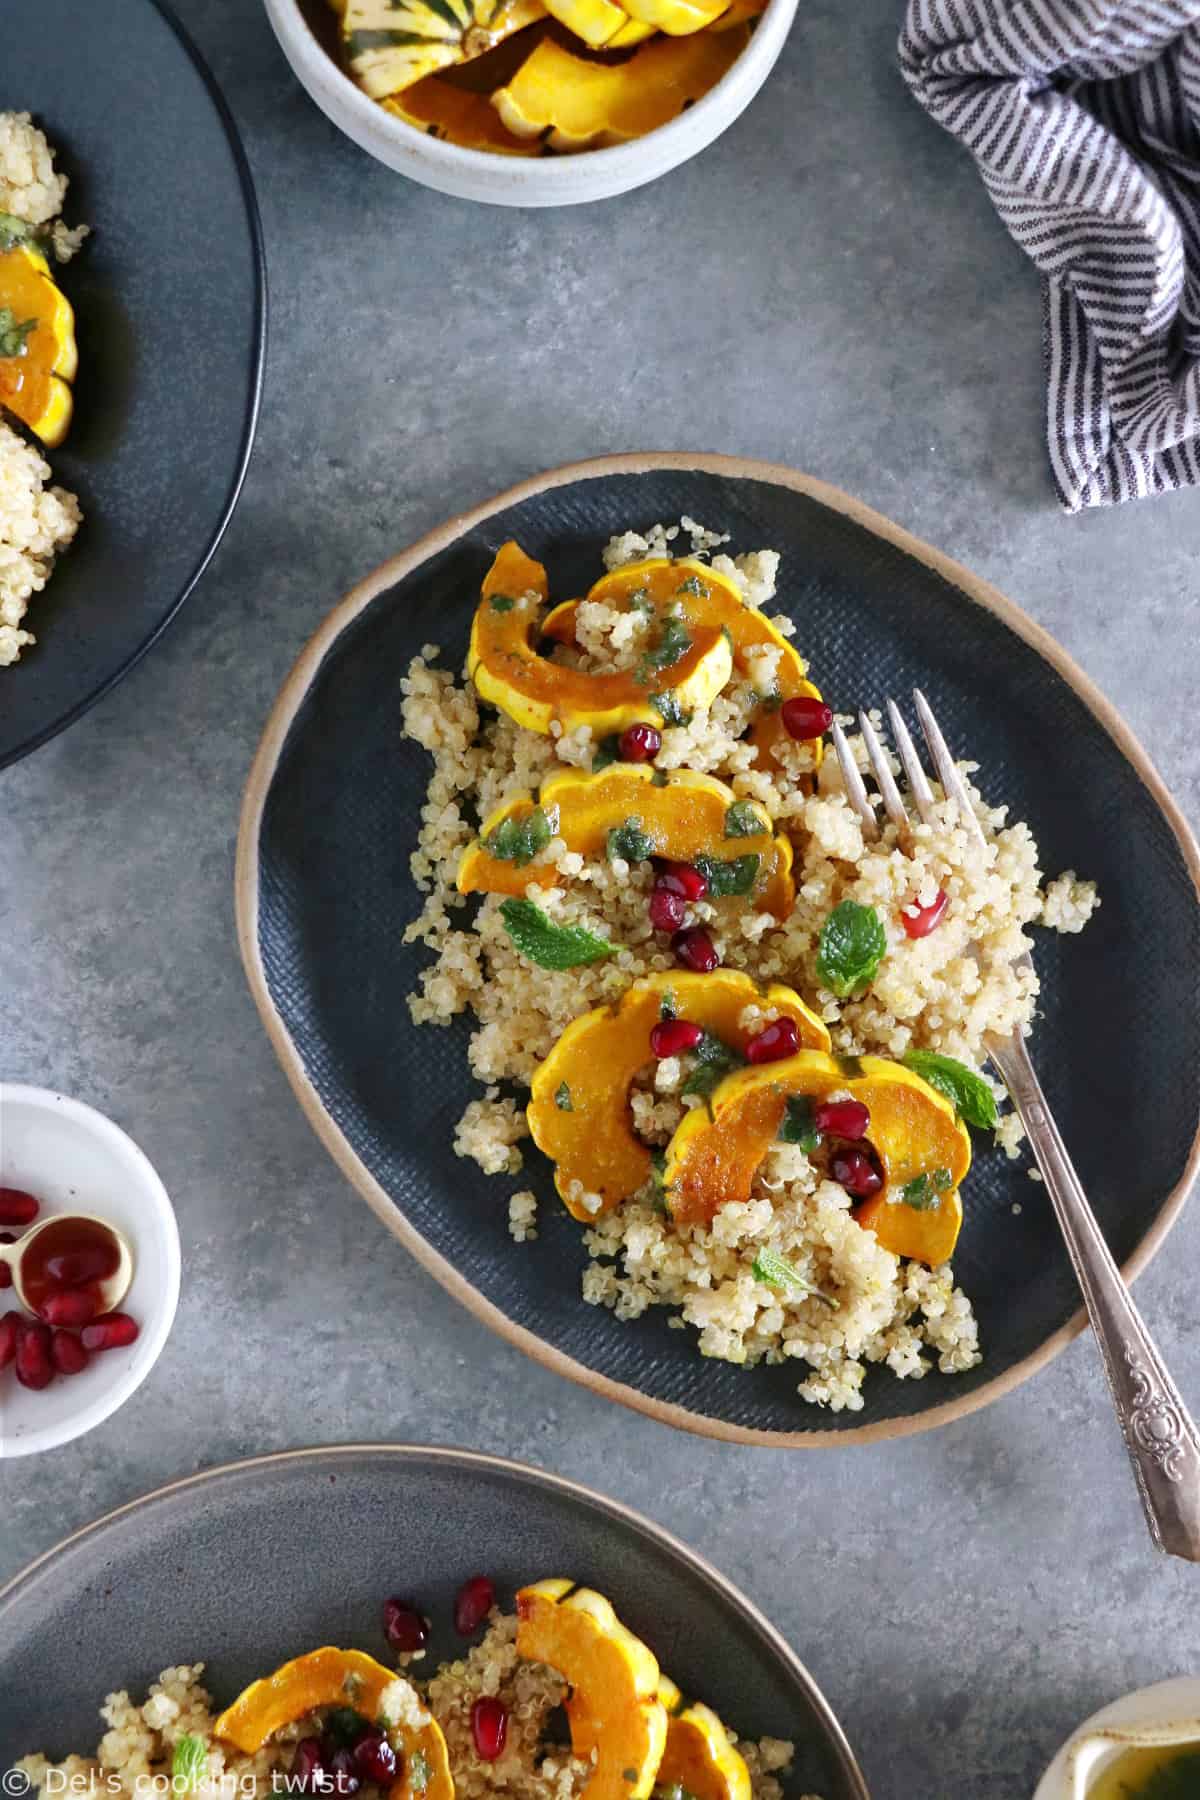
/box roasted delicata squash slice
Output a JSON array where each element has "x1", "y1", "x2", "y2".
[
  {"x1": 541, "y1": 0, "x2": 654, "y2": 47},
  {"x1": 516, "y1": 1580, "x2": 668, "y2": 1800},
  {"x1": 492, "y1": 30, "x2": 748, "y2": 153},
  {"x1": 528, "y1": 972, "x2": 830, "y2": 1219},
  {"x1": 469, "y1": 540, "x2": 733, "y2": 736},
  {"x1": 543, "y1": 557, "x2": 823, "y2": 770},
  {"x1": 655, "y1": 1677, "x2": 752, "y2": 1800},
  {"x1": 215, "y1": 1648, "x2": 453, "y2": 1800},
  {"x1": 343, "y1": 0, "x2": 548, "y2": 98},
  {"x1": 0, "y1": 244, "x2": 77, "y2": 448},
  {"x1": 663, "y1": 1049, "x2": 972, "y2": 1262},
  {"x1": 457, "y1": 762, "x2": 795, "y2": 916},
  {"x1": 384, "y1": 78, "x2": 541, "y2": 152}
]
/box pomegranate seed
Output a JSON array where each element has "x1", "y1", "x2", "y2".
[
  {"x1": 0, "y1": 1188, "x2": 39, "y2": 1228},
  {"x1": 383, "y1": 1596, "x2": 429, "y2": 1654},
  {"x1": 831, "y1": 1147, "x2": 883, "y2": 1199},
  {"x1": 780, "y1": 696, "x2": 833, "y2": 740},
  {"x1": 619, "y1": 723, "x2": 662, "y2": 763},
  {"x1": 454, "y1": 1574, "x2": 496, "y2": 1635},
  {"x1": 327, "y1": 1749, "x2": 360, "y2": 1797},
  {"x1": 650, "y1": 1019, "x2": 704, "y2": 1059},
  {"x1": 813, "y1": 1098, "x2": 871, "y2": 1140},
  {"x1": 471, "y1": 1697, "x2": 509, "y2": 1762},
  {"x1": 672, "y1": 927, "x2": 719, "y2": 973},
  {"x1": 745, "y1": 1017, "x2": 799, "y2": 1064},
  {"x1": 80, "y1": 1312, "x2": 140, "y2": 1352},
  {"x1": 649, "y1": 885, "x2": 687, "y2": 933},
  {"x1": 43, "y1": 1243, "x2": 120, "y2": 1286},
  {"x1": 39, "y1": 1287, "x2": 100, "y2": 1328},
  {"x1": 15, "y1": 1319, "x2": 54, "y2": 1389},
  {"x1": 901, "y1": 888, "x2": 949, "y2": 939},
  {"x1": 51, "y1": 1329, "x2": 89, "y2": 1376},
  {"x1": 291, "y1": 1741, "x2": 326, "y2": 1794},
  {"x1": 0, "y1": 1309, "x2": 20, "y2": 1369},
  {"x1": 352, "y1": 1731, "x2": 397, "y2": 1786},
  {"x1": 0, "y1": 1231, "x2": 13, "y2": 1290},
  {"x1": 659, "y1": 862, "x2": 708, "y2": 901}
]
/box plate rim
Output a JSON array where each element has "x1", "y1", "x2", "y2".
[
  {"x1": 0, "y1": 0, "x2": 268, "y2": 773},
  {"x1": 233, "y1": 450, "x2": 1200, "y2": 1448},
  {"x1": 0, "y1": 1440, "x2": 871, "y2": 1800}
]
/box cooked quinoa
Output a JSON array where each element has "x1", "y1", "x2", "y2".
[
  {"x1": 0, "y1": 110, "x2": 88, "y2": 261},
  {"x1": 0, "y1": 418, "x2": 81, "y2": 666},
  {"x1": 400, "y1": 523, "x2": 1099, "y2": 1413},
  {"x1": 18, "y1": 1617, "x2": 813, "y2": 1800}
]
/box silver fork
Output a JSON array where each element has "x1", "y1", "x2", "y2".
[{"x1": 834, "y1": 690, "x2": 1200, "y2": 1561}]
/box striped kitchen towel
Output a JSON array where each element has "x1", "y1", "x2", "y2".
[{"x1": 900, "y1": 1, "x2": 1200, "y2": 511}]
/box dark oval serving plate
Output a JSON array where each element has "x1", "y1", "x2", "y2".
[
  {"x1": 236, "y1": 454, "x2": 1200, "y2": 1445},
  {"x1": 0, "y1": 1445, "x2": 868, "y2": 1800},
  {"x1": 0, "y1": 0, "x2": 265, "y2": 769}
]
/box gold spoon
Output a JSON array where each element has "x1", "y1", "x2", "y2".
[{"x1": 0, "y1": 1214, "x2": 135, "y2": 1317}]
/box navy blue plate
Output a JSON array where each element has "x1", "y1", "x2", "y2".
[
  {"x1": 0, "y1": 0, "x2": 265, "y2": 768},
  {"x1": 0, "y1": 1445, "x2": 869, "y2": 1799},
  {"x1": 237, "y1": 455, "x2": 1200, "y2": 1444}
]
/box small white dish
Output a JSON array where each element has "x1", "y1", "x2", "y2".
[
  {"x1": 1033, "y1": 1675, "x2": 1200, "y2": 1799},
  {"x1": 262, "y1": 0, "x2": 799, "y2": 206},
  {"x1": 0, "y1": 1085, "x2": 180, "y2": 1458}
]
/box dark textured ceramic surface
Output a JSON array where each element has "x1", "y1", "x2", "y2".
[
  {"x1": 248, "y1": 465, "x2": 1200, "y2": 1438},
  {"x1": 0, "y1": 0, "x2": 265, "y2": 769},
  {"x1": 0, "y1": 1445, "x2": 867, "y2": 1799}
]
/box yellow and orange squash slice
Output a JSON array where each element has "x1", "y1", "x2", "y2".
[
  {"x1": 384, "y1": 79, "x2": 542, "y2": 153},
  {"x1": 528, "y1": 972, "x2": 830, "y2": 1219},
  {"x1": 542, "y1": 557, "x2": 823, "y2": 769},
  {"x1": 516, "y1": 1580, "x2": 667, "y2": 1800},
  {"x1": 213, "y1": 1647, "x2": 453, "y2": 1800},
  {"x1": 655, "y1": 1677, "x2": 752, "y2": 1800},
  {"x1": 469, "y1": 541, "x2": 732, "y2": 735},
  {"x1": 0, "y1": 244, "x2": 77, "y2": 448},
  {"x1": 342, "y1": 0, "x2": 547, "y2": 97},
  {"x1": 457, "y1": 762, "x2": 794, "y2": 916},
  {"x1": 663, "y1": 1049, "x2": 972, "y2": 1263}
]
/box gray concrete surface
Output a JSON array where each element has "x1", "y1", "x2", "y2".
[{"x1": 4, "y1": 2, "x2": 1200, "y2": 1795}]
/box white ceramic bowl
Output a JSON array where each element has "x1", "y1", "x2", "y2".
[
  {"x1": 0, "y1": 1085, "x2": 180, "y2": 1458},
  {"x1": 262, "y1": 0, "x2": 799, "y2": 205},
  {"x1": 1033, "y1": 1676, "x2": 1200, "y2": 1799}
]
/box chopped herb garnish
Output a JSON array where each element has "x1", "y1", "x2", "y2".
[
  {"x1": 650, "y1": 690, "x2": 693, "y2": 728},
  {"x1": 171, "y1": 1736, "x2": 208, "y2": 1794},
  {"x1": 323, "y1": 1709, "x2": 369, "y2": 1748},
  {"x1": 752, "y1": 1247, "x2": 839, "y2": 1309},
  {"x1": 622, "y1": 1772, "x2": 639, "y2": 1784},
  {"x1": 659, "y1": 989, "x2": 677, "y2": 1020},
  {"x1": 724, "y1": 800, "x2": 766, "y2": 839},
  {"x1": 555, "y1": 1082, "x2": 573, "y2": 1112},
  {"x1": 592, "y1": 734, "x2": 621, "y2": 771},
  {"x1": 639, "y1": 615, "x2": 693, "y2": 680},
  {"x1": 658, "y1": 1785, "x2": 702, "y2": 1800},
  {"x1": 902, "y1": 1051, "x2": 998, "y2": 1130},
  {"x1": 488, "y1": 592, "x2": 516, "y2": 612},
  {"x1": 499, "y1": 899, "x2": 614, "y2": 970},
  {"x1": 629, "y1": 589, "x2": 655, "y2": 617},
  {"x1": 681, "y1": 1030, "x2": 744, "y2": 1101},
  {"x1": 778, "y1": 1093, "x2": 820, "y2": 1152},
  {"x1": 759, "y1": 685, "x2": 783, "y2": 711},
  {"x1": 815, "y1": 900, "x2": 887, "y2": 998},
  {"x1": 651, "y1": 767, "x2": 669, "y2": 787},
  {"x1": 693, "y1": 852, "x2": 760, "y2": 898},
  {"x1": 409, "y1": 1752, "x2": 431, "y2": 1795},
  {"x1": 606, "y1": 815, "x2": 654, "y2": 863},
  {"x1": 0, "y1": 212, "x2": 36, "y2": 252},
  {"x1": 650, "y1": 1148, "x2": 670, "y2": 1212},
  {"x1": 836, "y1": 1054, "x2": 865, "y2": 1080},
  {"x1": 676, "y1": 574, "x2": 709, "y2": 598},
  {"x1": 899, "y1": 1168, "x2": 953, "y2": 1210},
  {"x1": 0, "y1": 308, "x2": 36, "y2": 358},
  {"x1": 483, "y1": 804, "x2": 558, "y2": 867}
]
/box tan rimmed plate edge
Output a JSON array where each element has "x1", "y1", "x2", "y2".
[
  {"x1": 0, "y1": 1442, "x2": 871, "y2": 1800},
  {"x1": 234, "y1": 451, "x2": 1200, "y2": 1450}
]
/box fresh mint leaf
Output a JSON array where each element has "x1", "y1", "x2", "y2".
[
  {"x1": 724, "y1": 800, "x2": 766, "y2": 839},
  {"x1": 649, "y1": 1148, "x2": 670, "y2": 1212},
  {"x1": 659, "y1": 989, "x2": 677, "y2": 1021},
  {"x1": 681, "y1": 1030, "x2": 744, "y2": 1100},
  {"x1": 483, "y1": 804, "x2": 558, "y2": 868},
  {"x1": 899, "y1": 1168, "x2": 953, "y2": 1210},
  {"x1": 693, "y1": 852, "x2": 760, "y2": 898},
  {"x1": 675, "y1": 574, "x2": 709, "y2": 598},
  {"x1": 0, "y1": 212, "x2": 36, "y2": 252},
  {"x1": 592, "y1": 734, "x2": 620, "y2": 771},
  {"x1": 409, "y1": 1752, "x2": 431, "y2": 1795},
  {"x1": 171, "y1": 1736, "x2": 208, "y2": 1794},
  {"x1": 639, "y1": 614, "x2": 693, "y2": 681},
  {"x1": 0, "y1": 307, "x2": 36, "y2": 358},
  {"x1": 751, "y1": 1247, "x2": 838, "y2": 1310},
  {"x1": 816, "y1": 900, "x2": 887, "y2": 998},
  {"x1": 488, "y1": 593, "x2": 516, "y2": 612},
  {"x1": 554, "y1": 1082, "x2": 573, "y2": 1112},
  {"x1": 499, "y1": 899, "x2": 614, "y2": 970},
  {"x1": 902, "y1": 1051, "x2": 998, "y2": 1130},
  {"x1": 650, "y1": 690, "x2": 692, "y2": 728},
  {"x1": 606, "y1": 815, "x2": 654, "y2": 863},
  {"x1": 628, "y1": 588, "x2": 655, "y2": 617},
  {"x1": 778, "y1": 1093, "x2": 820, "y2": 1152}
]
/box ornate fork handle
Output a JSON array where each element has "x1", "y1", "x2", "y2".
[{"x1": 988, "y1": 1029, "x2": 1200, "y2": 1560}]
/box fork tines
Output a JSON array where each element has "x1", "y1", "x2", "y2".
[{"x1": 831, "y1": 691, "x2": 986, "y2": 848}]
